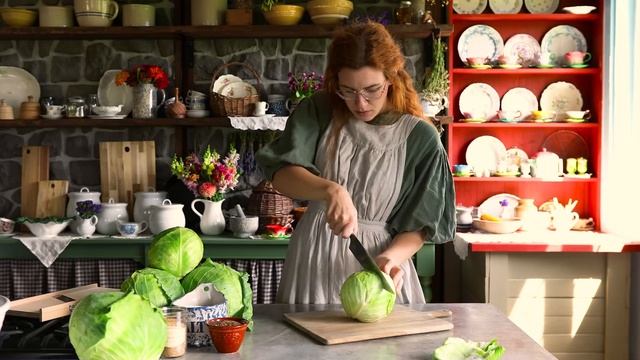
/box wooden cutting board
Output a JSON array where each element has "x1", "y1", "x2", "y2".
[
  {"x1": 99, "y1": 141, "x2": 156, "y2": 217},
  {"x1": 21, "y1": 146, "x2": 49, "y2": 218},
  {"x1": 35, "y1": 180, "x2": 69, "y2": 217},
  {"x1": 284, "y1": 306, "x2": 453, "y2": 345}
]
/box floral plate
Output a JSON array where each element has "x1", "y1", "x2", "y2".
[
  {"x1": 541, "y1": 25, "x2": 587, "y2": 67},
  {"x1": 453, "y1": 0, "x2": 487, "y2": 14},
  {"x1": 465, "y1": 135, "x2": 507, "y2": 174},
  {"x1": 524, "y1": 0, "x2": 559, "y2": 13},
  {"x1": 489, "y1": 0, "x2": 523, "y2": 14},
  {"x1": 501, "y1": 87, "x2": 538, "y2": 120},
  {"x1": 0, "y1": 66, "x2": 40, "y2": 115},
  {"x1": 458, "y1": 25, "x2": 504, "y2": 64},
  {"x1": 98, "y1": 70, "x2": 133, "y2": 116},
  {"x1": 219, "y1": 81, "x2": 257, "y2": 99},
  {"x1": 503, "y1": 33, "x2": 541, "y2": 67},
  {"x1": 540, "y1": 81, "x2": 583, "y2": 117},
  {"x1": 478, "y1": 193, "x2": 520, "y2": 219},
  {"x1": 459, "y1": 83, "x2": 500, "y2": 120}
]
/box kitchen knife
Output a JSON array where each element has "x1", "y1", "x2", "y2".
[{"x1": 348, "y1": 234, "x2": 396, "y2": 293}]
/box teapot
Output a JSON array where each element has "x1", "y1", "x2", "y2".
[{"x1": 532, "y1": 148, "x2": 563, "y2": 179}]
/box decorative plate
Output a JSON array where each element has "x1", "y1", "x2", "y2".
[
  {"x1": 457, "y1": 25, "x2": 504, "y2": 63},
  {"x1": 459, "y1": 83, "x2": 500, "y2": 120},
  {"x1": 541, "y1": 25, "x2": 588, "y2": 66},
  {"x1": 540, "y1": 81, "x2": 583, "y2": 116},
  {"x1": 0, "y1": 66, "x2": 40, "y2": 115},
  {"x1": 524, "y1": 0, "x2": 559, "y2": 13},
  {"x1": 501, "y1": 87, "x2": 538, "y2": 120},
  {"x1": 504, "y1": 147, "x2": 529, "y2": 167},
  {"x1": 541, "y1": 130, "x2": 589, "y2": 160},
  {"x1": 503, "y1": 34, "x2": 541, "y2": 67},
  {"x1": 465, "y1": 135, "x2": 507, "y2": 174},
  {"x1": 453, "y1": 0, "x2": 488, "y2": 14},
  {"x1": 97, "y1": 70, "x2": 133, "y2": 116},
  {"x1": 212, "y1": 74, "x2": 242, "y2": 94},
  {"x1": 478, "y1": 193, "x2": 520, "y2": 219},
  {"x1": 489, "y1": 0, "x2": 523, "y2": 14},
  {"x1": 219, "y1": 81, "x2": 257, "y2": 99}
]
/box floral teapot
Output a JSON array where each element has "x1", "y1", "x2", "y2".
[{"x1": 532, "y1": 148, "x2": 563, "y2": 179}]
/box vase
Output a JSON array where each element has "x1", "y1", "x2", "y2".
[
  {"x1": 285, "y1": 97, "x2": 302, "y2": 114},
  {"x1": 191, "y1": 199, "x2": 225, "y2": 235},
  {"x1": 74, "y1": 215, "x2": 98, "y2": 237},
  {"x1": 132, "y1": 83, "x2": 165, "y2": 118}
]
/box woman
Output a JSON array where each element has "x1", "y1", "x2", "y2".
[{"x1": 256, "y1": 21, "x2": 455, "y2": 304}]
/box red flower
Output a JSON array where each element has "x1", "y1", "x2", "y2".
[
  {"x1": 198, "y1": 182, "x2": 217, "y2": 199},
  {"x1": 115, "y1": 64, "x2": 169, "y2": 90}
]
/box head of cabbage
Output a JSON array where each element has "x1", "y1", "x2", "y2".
[
  {"x1": 148, "y1": 227, "x2": 203, "y2": 278},
  {"x1": 339, "y1": 270, "x2": 396, "y2": 322},
  {"x1": 69, "y1": 291, "x2": 166, "y2": 360},
  {"x1": 121, "y1": 267, "x2": 184, "y2": 308},
  {"x1": 181, "y1": 258, "x2": 253, "y2": 329}
]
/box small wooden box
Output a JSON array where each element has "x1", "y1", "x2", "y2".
[{"x1": 226, "y1": 9, "x2": 253, "y2": 25}]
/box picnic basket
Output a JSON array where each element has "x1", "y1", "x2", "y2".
[{"x1": 210, "y1": 62, "x2": 260, "y2": 116}]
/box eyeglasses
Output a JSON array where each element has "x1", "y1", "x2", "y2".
[{"x1": 336, "y1": 82, "x2": 389, "y2": 102}]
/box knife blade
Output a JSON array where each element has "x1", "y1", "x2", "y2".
[{"x1": 348, "y1": 234, "x2": 396, "y2": 293}]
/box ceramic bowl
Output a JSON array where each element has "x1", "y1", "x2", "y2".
[
  {"x1": 229, "y1": 216, "x2": 259, "y2": 238},
  {"x1": 207, "y1": 317, "x2": 249, "y2": 353},
  {"x1": 1, "y1": 8, "x2": 37, "y2": 27},
  {"x1": 172, "y1": 283, "x2": 228, "y2": 347},
  {"x1": 0, "y1": 295, "x2": 10, "y2": 331},
  {"x1": 307, "y1": 0, "x2": 353, "y2": 17},
  {"x1": 263, "y1": 5, "x2": 304, "y2": 26},
  {"x1": 473, "y1": 218, "x2": 522, "y2": 234},
  {"x1": 562, "y1": 6, "x2": 596, "y2": 14},
  {"x1": 0, "y1": 217, "x2": 15, "y2": 234},
  {"x1": 24, "y1": 220, "x2": 72, "y2": 238},
  {"x1": 93, "y1": 105, "x2": 123, "y2": 116},
  {"x1": 565, "y1": 110, "x2": 587, "y2": 119},
  {"x1": 310, "y1": 14, "x2": 348, "y2": 25}
]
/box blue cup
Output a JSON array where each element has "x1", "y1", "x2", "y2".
[
  {"x1": 453, "y1": 164, "x2": 472, "y2": 175},
  {"x1": 267, "y1": 94, "x2": 289, "y2": 116}
]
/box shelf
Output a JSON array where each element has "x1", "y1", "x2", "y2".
[
  {"x1": 450, "y1": 122, "x2": 598, "y2": 128},
  {"x1": 453, "y1": 177, "x2": 597, "y2": 183},
  {"x1": 0, "y1": 24, "x2": 452, "y2": 40},
  {"x1": 452, "y1": 68, "x2": 599, "y2": 75},
  {"x1": 0, "y1": 117, "x2": 233, "y2": 128},
  {"x1": 451, "y1": 14, "x2": 599, "y2": 22}
]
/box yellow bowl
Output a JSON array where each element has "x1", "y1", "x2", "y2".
[
  {"x1": 307, "y1": 0, "x2": 353, "y2": 17},
  {"x1": 263, "y1": 5, "x2": 304, "y2": 26},
  {"x1": 1, "y1": 8, "x2": 37, "y2": 27},
  {"x1": 473, "y1": 218, "x2": 522, "y2": 234},
  {"x1": 311, "y1": 14, "x2": 348, "y2": 25}
]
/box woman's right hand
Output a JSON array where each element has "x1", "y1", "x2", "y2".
[{"x1": 324, "y1": 183, "x2": 358, "y2": 238}]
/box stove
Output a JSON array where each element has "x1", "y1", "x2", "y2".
[{"x1": 0, "y1": 315, "x2": 77, "y2": 359}]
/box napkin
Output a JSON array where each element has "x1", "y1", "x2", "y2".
[
  {"x1": 14, "y1": 233, "x2": 77, "y2": 268},
  {"x1": 228, "y1": 116, "x2": 288, "y2": 130},
  {"x1": 453, "y1": 234, "x2": 470, "y2": 260}
]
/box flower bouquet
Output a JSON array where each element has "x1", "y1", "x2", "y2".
[
  {"x1": 288, "y1": 71, "x2": 324, "y2": 101},
  {"x1": 115, "y1": 64, "x2": 169, "y2": 118},
  {"x1": 76, "y1": 200, "x2": 102, "y2": 219}
]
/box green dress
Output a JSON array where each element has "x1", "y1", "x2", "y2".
[{"x1": 257, "y1": 93, "x2": 455, "y2": 304}]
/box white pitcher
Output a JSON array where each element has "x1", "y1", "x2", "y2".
[
  {"x1": 191, "y1": 199, "x2": 225, "y2": 235},
  {"x1": 133, "y1": 190, "x2": 167, "y2": 223},
  {"x1": 96, "y1": 198, "x2": 128, "y2": 235},
  {"x1": 66, "y1": 187, "x2": 101, "y2": 218},
  {"x1": 74, "y1": 215, "x2": 98, "y2": 237},
  {"x1": 149, "y1": 199, "x2": 186, "y2": 234}
]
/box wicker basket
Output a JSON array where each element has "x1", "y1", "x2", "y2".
[
  {"x1": 246, "y1": 180, "x2": 293, "y2": 216},
  {"x1": 210, "y1": 62, "x2": 261, "y2": 116}
]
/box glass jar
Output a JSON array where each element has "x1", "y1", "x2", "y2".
[
  {"x1": 162, "y1": 307, "x2": 187, "y2": 358},
  {"x1": 66, "y1": 96, "x2": 87, "y2": 118},
  {"x1": 395, "y1": 0, "x2": 414, "y2": 25}
]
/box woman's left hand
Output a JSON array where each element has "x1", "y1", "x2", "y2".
[{"x1": 376, "y1": 255, "x2": 404, "y2": 292}]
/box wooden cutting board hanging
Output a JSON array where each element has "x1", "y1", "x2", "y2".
[
  {"x1": 284, "y1": 306, "x2": 453, "y2": 345},
  {"x1": 99, "y1": 141, "x2": 156, "y2": 217},
  {"x1": 21, "y1": 146, "x2": 49, "y2": 218},
  {"x1": 35, "y1": 180, "x2": 69, "y2": 218}
]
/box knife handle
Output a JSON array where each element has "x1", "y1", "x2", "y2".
[{"x1": 424, "y1": 308, "x2": 453, "y2": 319}]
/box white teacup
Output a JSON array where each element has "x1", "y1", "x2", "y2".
[
  {"x1": 116, "y1": 220, "x2": 148, "y2": 237},
  {"x1": 254, "y1": 101, "x2": 269, "y2": 116},
  {"x1": 46, "y1": 105, "x2": 66, "y2": 117},
  {"x1": 565, "y1": 110, "x2": 591, "y2": 120}
]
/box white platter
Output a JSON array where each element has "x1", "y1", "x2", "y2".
[
  {"x1": 465, "y1": 135, "x2": 507, "y2": 174},
  {"x1": 478, "y1": 193, "x2": 521, "y2": 219},
  {"x1": 501, "y1": 87, "x2": 538, "y2": 120},
  {"x1": 212, "y1": 74, "x2": 242, "y2": 94},
  {"x1": 219, "y1": 81, "x2": 257, "y2": 99},
  {"x1": 541, "y1": 25, "x2": 587, "y2": 66},
  {"x1": 0, "y1": 66, "x2": 40, "y2": 115},
  {"x1": 97, "y1": 70, "x2": 133, "y2": 116},
  {"x1": 453, "y1": 0, "x2": 487, "y2": 14},
  {"x1": 459, "y1": 83, "x2": 500, "y2": 120},
  {"x1": 503, "y1": 34, "x2": 541, "y2": 67},
  {"x1": 524, "y1": 0, "x2": 559, "y2": 13},
  {"x1": 457, "y1": 25, "x2": 504, "y2": 63},
  {"x1": 540, "y1": 81, "x2": 583, "y2": 116},
  {"x1": 489, "y1": 0, "x2": 523, "y2": 14}
]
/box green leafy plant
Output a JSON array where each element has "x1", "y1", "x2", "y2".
[
  {"x1": 121, "y1": 268, "x2": 185, "y2": 308},
  {"x1": 260, "y1": 0, "x2": 279, "y2": 12},
  {"x1": 339, "y1": 270, "x2": 396, "y2": 323},
  {"x1": 433, "y1": 337, "x2": 506, "y2": 360},
  {"x1": 147, "y1": 227, "x2": 204, "y2": 278},
  {"x1": 421, "y1": 35, "x2": 449, "y2": 103}
]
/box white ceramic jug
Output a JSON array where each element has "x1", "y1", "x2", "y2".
[
  {"x1": 149, "y1": 199, "x2": 186, "y2": 234},
  {"x1": 96, "y1": 198, "x2": 129, "y2": 235},
  {"x1": 133, "y1": 190, "x2": 167, "y2": 223},
  {"x1": 191, "y1": 199, "x2": 225, "y2": 235},
  {"x1": 66, "y1": 187, "x2": 101, "y2": 218}
]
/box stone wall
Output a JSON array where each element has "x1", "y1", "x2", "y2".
[{"x1": 0, "y1": 0, "x2": 431, "y2": 219}]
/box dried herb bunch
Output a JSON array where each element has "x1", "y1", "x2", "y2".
[{"x1": 421, "y1": 35, "x2": 449, "y2": 102}]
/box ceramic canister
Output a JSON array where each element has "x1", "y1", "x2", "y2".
[
  {"x1": 133, "y1": 191, "x2": 167, "y2": 223},
  {"x1": 96, "y1": 199, "x2": 129, "y2": 235},
  {"x1": 67, "y1": 187, "x2": 101, "y2": 217},
  {"x1": 149, "y1": 199, "x2": 186, "y2": 234}
]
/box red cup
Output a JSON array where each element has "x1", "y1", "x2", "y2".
[{"x1": 206, "y1": 317, "x2": 249, "y2": 353}]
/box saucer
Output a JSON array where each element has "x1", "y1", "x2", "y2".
[
  {"x1": 469, "y1": 64, "x2": 492, "y2": 70},
  {"x1": 41, "y1": 114, "x2": 63, "y2": 120},
  {"x1": 499, "y1": 64, "x2": 522, "y2": 69},
  {"x1": 453, "y1": 172, "x2": 473, "y2": 177},
  {"x1": 460, "y1": 118, "x2": 488, "y2": 123},
  {"x1": 536, "y1": 64, "x2": 555, "y2": 68},
  {"x1": 564, "y1": 118, "x2": 586, "y2": 123},
  {"x1": 88, "y1": 114, "x2": 127, "y2": 119},
  {"x1": 499, "y1": 118, "x2": 521, "y2": 123},
  {"x1": 569, "y1": 64, "x2": 589, "y2": 68},
  {"x1": 493, "y1": 171, "x2": 520, "y2": 177}
]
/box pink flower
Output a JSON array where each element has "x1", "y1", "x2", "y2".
[{"x1": 198, "y1": 182, "x2": 217, "y2": 199}]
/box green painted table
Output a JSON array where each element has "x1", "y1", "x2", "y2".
[{"x1": 0, "y1": 234, "x2": 435, "y2": 300}]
